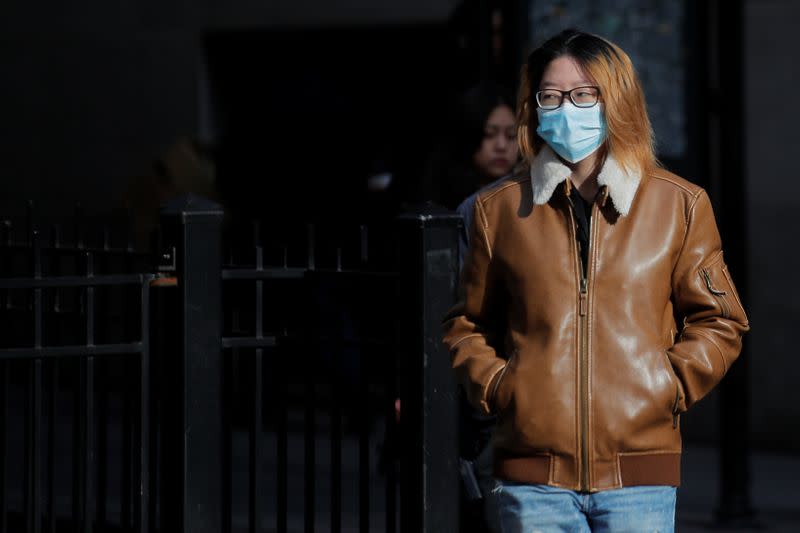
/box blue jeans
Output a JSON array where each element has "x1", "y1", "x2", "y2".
[{"x1": 485, "y1": 479, "x2": 676, "y2": 533}]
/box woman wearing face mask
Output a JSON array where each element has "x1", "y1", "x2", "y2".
[{"x1": 443, "y1": 29, "x2": 749, "y2": 532}]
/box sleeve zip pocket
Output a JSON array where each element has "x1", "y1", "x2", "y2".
[{"x1": 701, "y1": 267, "x2": 731, "y2": 318}]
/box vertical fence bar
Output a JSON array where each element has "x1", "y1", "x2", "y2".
[
  {"x1": 304, "y1": 368, "x2": 316, "y2": 533},
  {"x1": 275, "y1": 247, "x2": 289, "y2": 533},
  {"x1": 70, "y1": 246, "x2": 85, "y2": 530},
  {"x1": 24, "y1": 360, "x2": 30, "y2": 531},
  {"x1": 28, "y1": 225, "x2": 43, "y2": 533},
  {"x1": 276, "y1": 355, "x2": 288, "y2": 533},
  {"x1": 85, "y1": 253, "x2": 96, "y2": 533},
  {"x1": 83, "y1": 357, "x2": 95, "y2": 533},
  {"x1": 30, "y1": 360, "x2": 43, "y2": 533},
  {"x1": 72, "y1": 357, "x2": 93, "y2": 533},
  {"x1": 72, "y1": 361, "x2": 84, "y2": 532},
  {"x1": 396, "y1": 206, "x2": 461, "y2": 533},
  {"x1": 303, "y1": 224, "x2": 315, "y2": 533},
  {"x1": 249, "y1": 228, "x2": 264, "y2": 533},
  {"x1": 123, "y1": 252, "x2": 137, "y2": 531},
  {"x1": 0, "y1": 361, "x2": 7, "y2": 533},
  {"x1": 250, "y1": 349, "x2": 263, "y2": 533},
  {"x1": 48, "y1": 362, "x2": 57, "y2": 533},
  {"x1": 122, "y1": 378, "x2": 133, "y2": 530},
  {"x1": 330, "y1": 351, "x2": 341, "y2": 533},
  {"x1": 221, "y1": 251, "x2": 233, "y2": 533},
  {"x1": 51, "y1": 225, "x2": 61, "y2": 313},
  {"x1": 222, "y1": 346, "x2": 232, "y2": 533},
  {"x1": 159, "y1": 194, "x2": 224, "y2": 533},
  {"x1": 48, "y1": 227, "x2": 60, "y2": 533},
  {"x1": 96, "y1": 369, "x2": 107, "y2": 531},
  {"x1": 382, "y1": 218, "x2": 399, "y2": 533},
  {"x1": 0, "y1": 220, "x2": 6, "y2": 533},
  {"x1": 95, "y1": 230, "x2": 109, "y2": 530},
  {"x1": 358, "y1": 348, "x2": 369, "y2": 533},
  {"x1": 384, "y1": 361, "x2": 397, "y2": 533},
  {"x1": 136, "y1": 279, "x2": 151, "y2": 533}
]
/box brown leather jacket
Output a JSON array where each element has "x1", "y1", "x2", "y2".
[{"x1": 443, "y1": 147, "x2": 749, "y2": 492}]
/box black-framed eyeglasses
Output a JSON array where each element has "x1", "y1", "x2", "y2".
[{"x1": 535, "y1": 86, "x2": 601, "y2": 110}]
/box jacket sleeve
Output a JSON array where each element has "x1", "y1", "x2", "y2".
[
  {"x1": 455, "y1": 193, "x2": 476, "y2": 271},
  {"x1": 669, "y1": 190, "x2": 750, "y2": 411},
  {"x1": 442, "y1": 197, "x2": 507, "y2": 415}
]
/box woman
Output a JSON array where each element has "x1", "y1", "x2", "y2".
[
  {"x1": 424, "y1": 82, "x2": 519, "y2": 213},
  {"x1": 443, "y1": 29, "x2": 749, "y2": 532}
]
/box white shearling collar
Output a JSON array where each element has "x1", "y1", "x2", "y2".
[{"x1": 529, "y1": 146, "x2": 642, "y2": 216}]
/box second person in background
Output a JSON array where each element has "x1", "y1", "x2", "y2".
[
  {"x1": 423, "y1": 82, "x2": 519, "y2": 214},
  {"x1": 423, "y1": 81, "x2": 520, "y2": 533}
]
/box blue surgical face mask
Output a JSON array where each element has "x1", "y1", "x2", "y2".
[{"x1": 536, "y1": 102, "x2": 607, "y2": 163}]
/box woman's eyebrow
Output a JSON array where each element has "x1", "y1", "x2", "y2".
[{"x1": 539, "y1": 80, "x2": 594, "y2": 88}]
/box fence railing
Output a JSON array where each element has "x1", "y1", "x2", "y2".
[
  {"x1": 1, "y1": 195, "x2": 463, "y2": 533},
  {"x1": 0, "y1": 207, "x2": 154, "y2": 533}
]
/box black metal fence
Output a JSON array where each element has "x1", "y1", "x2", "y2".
[
  {"x1": 1, "y1": 196, "x2": 462, "y2": 533},
  {"x1": 0, "y1": 205, "x2": 153, "y2": 532}
]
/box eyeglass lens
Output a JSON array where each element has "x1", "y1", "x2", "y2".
[{"x1": 537, "y1": 87, "x2": 599, "y2": 110}]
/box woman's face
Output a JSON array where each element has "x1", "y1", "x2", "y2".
[
  {"x1": 536, "y1": 55, "x2": 606, "y2": 166},
  {"x1": 473, "y1": 104, "x2": 518, "y2": 181}
]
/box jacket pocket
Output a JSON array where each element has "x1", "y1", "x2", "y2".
[
  {"x1": 662, "y1": 351, "x2": 686, "y2": 418},
  {"x1": 721, "y1": 264, "x2": 749, "y2": 324},
  {"x1": 699, "y1": 252, "x2": 748, "y2": 323},
  {"x1": 489, "y1": 350, "x2": 516, "y2": 413}
]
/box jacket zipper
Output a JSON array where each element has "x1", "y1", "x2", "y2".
[
  {"x1": 579, "y1": 273, "x2": 589, "y2": 491},
  {"x1": 702, "y1": 268, "x2": 730, "y2": 318},
  {"x1": 567, "y1": 196, "x2": 595, "y2": 492}
]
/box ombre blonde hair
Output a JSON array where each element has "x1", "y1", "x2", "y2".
[{"x1": 516, "y1": 29, "x2": 657, "y2": 175}]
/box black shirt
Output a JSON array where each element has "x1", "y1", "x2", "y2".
[{"x1": 569, "y1": 184, "x2": 594, "y2": 278}]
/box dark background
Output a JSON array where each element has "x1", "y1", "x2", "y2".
[{"x1": 0, "y1": 0, "x2": 798, "y2": 524}]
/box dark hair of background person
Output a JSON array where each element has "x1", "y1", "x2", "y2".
[{"x1": 423, "y1": 81, "x2": 516, "y2": 210}]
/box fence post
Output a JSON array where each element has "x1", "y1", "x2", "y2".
[
  {"x1": 396, "y1": 204, "x2": 462, "y2": 533},
  {"x1": 159, "y1": 194, "x2": 224, "y2": 533}
]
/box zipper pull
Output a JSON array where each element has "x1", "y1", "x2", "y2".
[
  {"x1": 702, "y1": 269, "x2": 727, "y2": 296},
  {"x1": 579, "y1": 278, "x2": 588, "y2": 316}
]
